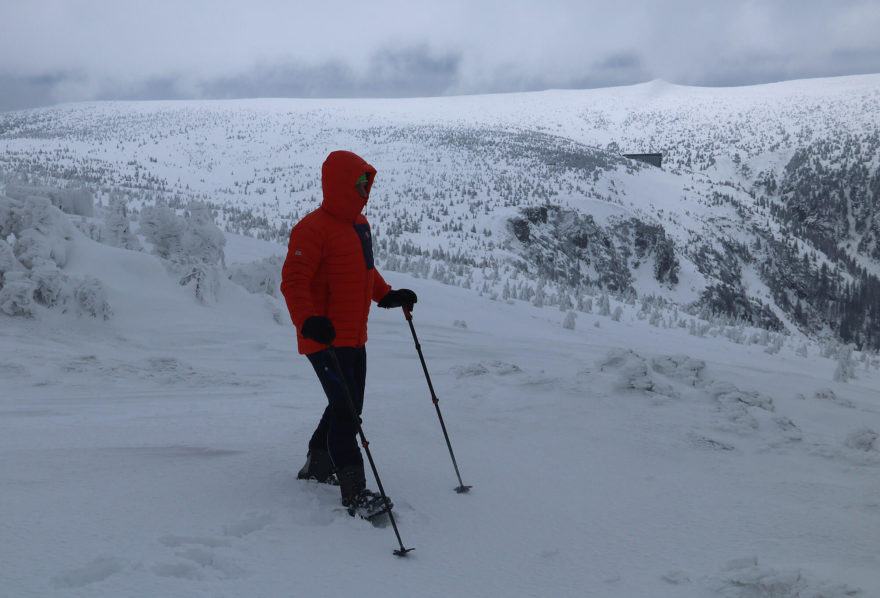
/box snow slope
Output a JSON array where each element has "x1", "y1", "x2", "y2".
[{"x1": 2, "y1": 225, "x2": 879, "y2": 597}]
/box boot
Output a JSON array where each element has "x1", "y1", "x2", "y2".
[
  {"x1": 337, "y1": 464, "x2": 392, "y2": 519},
  {"x1": 297, "y1": 449, "x2": 338, "y2": 485}
]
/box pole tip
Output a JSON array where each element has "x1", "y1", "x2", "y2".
[
  {"x1": 394, "y1": 547, "x2": 415, "y2": 557},
  {"x1": 455, "y1": 485, "x2": 472, "y2": 494}
]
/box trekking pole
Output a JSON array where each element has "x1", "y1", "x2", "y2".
[
  {"x1": 326, "y1": 345, "x2": 414, "y2": 557},
  {"x1": 402, "y1": 307, "x2": 472, "y2": 494}
]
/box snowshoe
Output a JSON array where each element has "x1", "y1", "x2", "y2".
[
  {"x1": 297, "y1": 449, "x2": 338, "y2": 485},
  {"x1": 336, "y1": 463, "x2": 393, "y2": 526},
  {"x1": 343, "y1": 488, "x2": 394, "y2": 521}
]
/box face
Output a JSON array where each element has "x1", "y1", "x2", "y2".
[{"x1": 355, "y1": 173, "x2": 371, "y2": 200}]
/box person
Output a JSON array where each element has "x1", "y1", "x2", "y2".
[{"x1": 280, "y1": 150, "x2": 417, "y2": 517}]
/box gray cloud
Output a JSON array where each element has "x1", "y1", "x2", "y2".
[
  {"x1": 0, "y1": 73, "x2": 68, "y2": 112},
  {"x1": 1, "y1": 0, "x2": 879, "y2": 112},
  {"x1": 202, "y1": 46, "x2": 462, "y2": 99}
]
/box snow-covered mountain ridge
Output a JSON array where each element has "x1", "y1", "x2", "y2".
[{"x1": 1, "y1": 74, "x2": 879, "y2": 348}]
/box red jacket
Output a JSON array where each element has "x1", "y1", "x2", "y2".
[{"x1": 281, "y1": 151, "x2": 392, "y2": 354}]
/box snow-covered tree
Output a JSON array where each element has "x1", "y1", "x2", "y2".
[
  {"x1": 73, "y1": 276, "x2": 113, "y2": 319},
  {"x1": 0, "y1": 194, "x2": 111, "y2": 319},
  {"x1": 533, "y1": 280, "x2": 546, "y2": 308},
  {"x1": 580, "y1": 296, "x2": 593, "y2": 313},
  {"x1": 834, "y1": 345, "x2": 857, "y2": 382},
  {"x1": 228, "y1": 256, "x2": 284, "y2": 298},
  {"x1": 598, "y1": 293, "x2": 611, "y2": 316},
  {"x1": 140, "y1": 203, "x2": 225, "y2": 267},
  {"x1": 103, "y1": 201, "x2": 141, "y2": 251},
  {"x1": 0, "y1": 271, "x2": 36, "y2": 317},
  {"x1": 5, "y1": 184, "x2": 94, "y2": 217}
]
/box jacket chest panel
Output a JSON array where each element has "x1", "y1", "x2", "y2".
[{"x1": 324, "y1": 223, "x2": 373, "y2": 272}]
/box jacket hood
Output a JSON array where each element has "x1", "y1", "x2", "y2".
[{"x1": 321, "y1": 150, "x2": 377, "y2": 222}]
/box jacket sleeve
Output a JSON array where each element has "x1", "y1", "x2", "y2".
[
  {"x1": 371, "y1": 267, "x2": 392, "y2": 302},
  {"x1": 280, "y1": 223, "x2": 322, "y2": 330}
]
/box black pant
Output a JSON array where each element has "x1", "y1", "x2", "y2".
[{"x1": 306, "y1": 347, "x2": 367, "y2": 470}]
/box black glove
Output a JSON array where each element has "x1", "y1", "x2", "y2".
[
  {"x1": 301, "y1": 316, "x2": 336, "y2": 345},
  {"x1": 377, "y1": 288, "x2": 417, "y2": 311}
]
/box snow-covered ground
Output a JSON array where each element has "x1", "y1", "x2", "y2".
[{"x1": 2, "y1": 225, "x2": 879, "y2": 597}]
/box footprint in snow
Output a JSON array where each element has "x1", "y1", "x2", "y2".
[
  {"x1": 158, "y1": 534, "x2": 232, "y2": 549},
  {"x1": 451, "y1": 361, "x2": 522, "y2": 378},
  {"x1": 52, "y1": 557, "x2": 128, "y2": 589},
  {"x1": 154, "y1": 534, "x2": 248, "y2": 580},
  {"x1": 222, "y1": 512, "x2": 274, "y2": 537},
  {"x1": 711, "y1": 557, "x2": 861, "y2": 597},
  {"x1": 153, "y1": 548, "x2": 247, "y2": 581}
]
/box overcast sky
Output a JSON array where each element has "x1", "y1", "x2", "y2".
[{"x1": 2, "y1": 0, "x2": 880, "y2": 112}]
